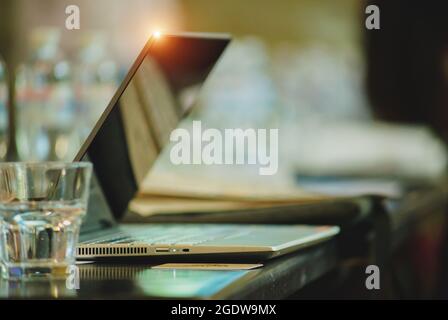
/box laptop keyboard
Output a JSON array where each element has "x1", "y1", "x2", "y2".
[{"x1": 82, "y1": 225, "x2": 253, "y2": 246}]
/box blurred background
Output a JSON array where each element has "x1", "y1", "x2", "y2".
[
  {"x1": 0, "y1": 0, "x2": 447, "y2": 183},
  {"x1": 1, "y1": 0, "x2": 448, "y2": 299}
]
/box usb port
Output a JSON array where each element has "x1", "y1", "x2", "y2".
[{"x1": 155, "y1": 248, "x2": 170, "y2": 253}]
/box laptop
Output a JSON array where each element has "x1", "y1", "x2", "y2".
[{"x1": 74, "y1": 33, "x2": 339, "y2": 261}]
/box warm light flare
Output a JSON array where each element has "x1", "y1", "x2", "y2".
[{"x1": 153, "y1": 30, "x2": 162, "y2": 39}]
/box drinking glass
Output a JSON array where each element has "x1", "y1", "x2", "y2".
[{"x1": 0, "y1": 162, "x2": 92, "y2": 280}]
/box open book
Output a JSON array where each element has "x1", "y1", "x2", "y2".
[
  {"x1": 124, "y1": 166, "x2": 403, "y2": 224},
  {"x1": 124, "y1": 122, "x2": 446, "y2": 223}
]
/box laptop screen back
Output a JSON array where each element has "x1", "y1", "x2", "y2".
[{"x1": 75, "y1": 34, "x2": 230, "y2": 226}]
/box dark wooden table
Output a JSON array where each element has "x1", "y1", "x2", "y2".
[{"x1": 1, "y1": 185, "x2": 446, "y2": 299}]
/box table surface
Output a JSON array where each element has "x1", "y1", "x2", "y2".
[
  {"x1": 0, "y1": 241, "x2": 337, "y2": 299},
  {"x1": 1, "y1": 185, "x2": 446, "y2": 300}
]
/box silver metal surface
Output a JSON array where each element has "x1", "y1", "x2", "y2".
[{"x1": 77, "y1": 224, "x2": 340, "y2": 259}]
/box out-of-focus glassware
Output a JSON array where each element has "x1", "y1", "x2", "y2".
[
  {"x1": 177, "y1": 37, "x2": 281, "y2": 180},
  {"x1": 15, "y1": 27, "x2": 79, "y2": 162},
  {"x1": 272, "y1": 45, "x2": 372, "y2": 123},
  {"x1": 197, "y1": 37, "x2": 278, "y2": 130},
  {"x1": 0, "y1": 162, "x2": 92, "y2": 280},
  {"x1": 0, "y1": 58, "x2": 8, "y2": 160},
  {"x1": 74, "y1": 32, "x2": 119, "y2": 144}
]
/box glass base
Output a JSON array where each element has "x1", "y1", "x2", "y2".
[{"x1": 1, "y1": 263, "x2": 69, "y2": 280}]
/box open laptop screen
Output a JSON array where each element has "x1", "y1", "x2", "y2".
[{"x1": 75, "y1": 34, "x2": 230, "y2": 223}]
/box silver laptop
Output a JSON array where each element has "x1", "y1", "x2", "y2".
[{"x1": 74, "y1": 33, "x2": 339, "y2": 261}]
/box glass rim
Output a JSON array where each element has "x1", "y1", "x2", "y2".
[{"x1": 0, "y1": 161, "x2": 92, "y2": 169}]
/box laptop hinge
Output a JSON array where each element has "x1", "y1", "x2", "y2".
[{"x1": 80, "y1": 169, "x2": 117, "y2": 235}]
